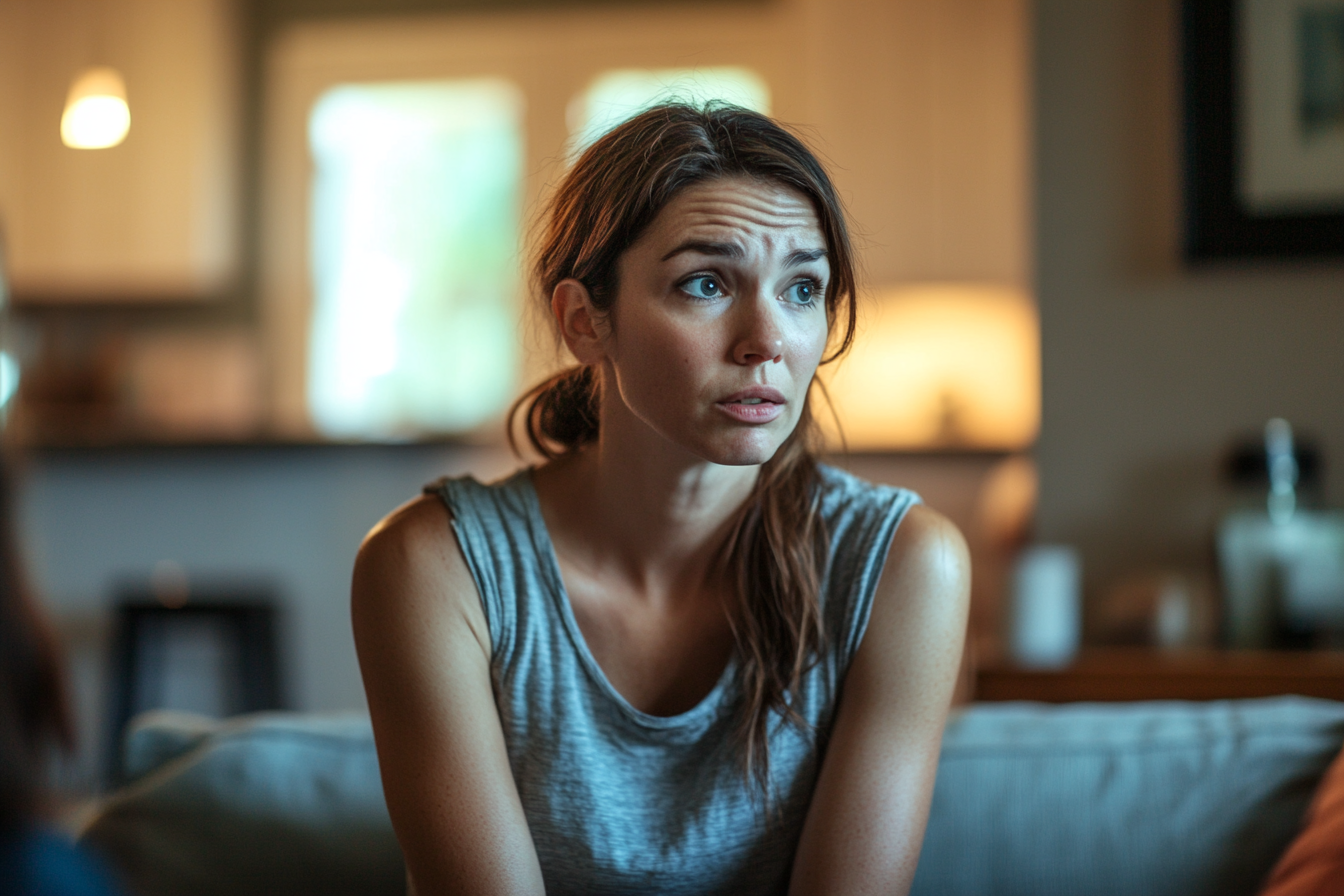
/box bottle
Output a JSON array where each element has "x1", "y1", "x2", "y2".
[{"x1": 1217, "y1": 420, "x2": 1344, "y2": 649}]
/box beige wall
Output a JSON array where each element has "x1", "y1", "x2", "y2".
[
  {"x1": 805, "y1": 0, "x2": 1030, "y2": 288},
  {"x1": 0, "y1": 0, "x2": 240, "y2": 299},
  {"x1": 1034, "y1": 0, "x2": 1344, "y2": 596},
  {"x1": 0, "y1": 1, "x2": 29, "y2": 272}
]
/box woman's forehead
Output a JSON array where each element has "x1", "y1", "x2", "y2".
[{"x1": 641, "y1": 177, "x2": 824, "y2": 255}]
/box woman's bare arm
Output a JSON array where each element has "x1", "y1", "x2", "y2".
[
  {"x1": 351, "y1": 495, "x2": 545, "y2": 896},
  {"x1": 788, "y1": 504, "x2": 971, "y2": 896}
]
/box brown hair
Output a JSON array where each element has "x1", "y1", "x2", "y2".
[
  {"x1": 0, "y1": 456, "x2": 72, "y2": 833},
  {"x1": 511, "y1": 103, "x2": 858, "y2": 796}
]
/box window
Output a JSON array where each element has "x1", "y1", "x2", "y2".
[{"x1": 306, "y1": 79, "x2": 523, "y2": 439}]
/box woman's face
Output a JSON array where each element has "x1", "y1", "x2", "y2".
[{"x1": 596, "y1": 176, "x2": 832, "y2": 467}]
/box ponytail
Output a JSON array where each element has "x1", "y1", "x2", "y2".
[{"x1": 508, "y1": 365, "x2": 599, "y2": 460}]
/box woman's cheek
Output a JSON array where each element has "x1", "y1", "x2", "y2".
[
  {"x1": 618, "y1": 321, "x2": 705, "y2": 411},
  {"x1": 789, "y1": 319, "x2": 829, "y2": 380}
]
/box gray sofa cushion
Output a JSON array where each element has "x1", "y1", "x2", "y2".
[
  {"x1": 80, "y1": 698, "x2": 1344, "y2": 896},
  {"x1": 80, "y1": 711, "x2": 404, "y2": 896},
  {"x1": 913, "y1": 697, "x2": 1344, "y2": 896}
]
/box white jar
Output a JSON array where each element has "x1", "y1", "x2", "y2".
[{"x1": 1008, "y1": 545, "x2": 1082, "y2": 667}]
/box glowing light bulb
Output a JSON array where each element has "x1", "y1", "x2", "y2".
[{"x1": 61, "y1": 66, "x2": 130, "y2": 149}]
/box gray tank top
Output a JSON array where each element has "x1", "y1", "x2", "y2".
[{"x1": 427, "y1": 465, "x2": 919, "y2": 896}]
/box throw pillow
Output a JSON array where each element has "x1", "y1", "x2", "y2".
[{"x1": 1261, "y1": 740, "x2": 1344, "y2": 895}]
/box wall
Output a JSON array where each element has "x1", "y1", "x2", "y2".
[
  {"x1": 0, "y1": 0, "x2": 241, "y2": 299},
  {"x1": 802, "y1": 0, "x2": 1029, "y2": 288},
  {"x1": 1034, "y1": 0, "x2": 1344, "y2": 598}
]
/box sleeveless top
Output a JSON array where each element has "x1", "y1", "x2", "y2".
[{"x1": 427, "y1": 465, "x2": 919, "y2": 896}]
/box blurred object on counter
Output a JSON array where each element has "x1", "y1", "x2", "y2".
[
  {"x1": 970, "y1": 454, "x2": 1038, "y2": 662},
  {"x1": 1091, "y1": 570, "x2": 1218, "y2": 649},
  {"x1": 1224, "y1": 423, "x2": 1323, "y2": 509},
  {"x1": 9, "y1": 317, "x2": 267, "y2": 446},
  {"x1": 1218, "y1": 419, "x2": 1344, "y2": 649},
  {"x1": 1007, "y1": 544, "x2": 1081, "y2": 667},
  {"x1": 12, "y1": 320, "x2": 128, "y2": 445},
  {"x1": 126, "y1": 329, "x2": 263, "y2": 441}
]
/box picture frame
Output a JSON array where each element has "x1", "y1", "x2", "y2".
[
  {"x1": 104, "y1": 594, "x2": 283, "y2": 781},
  {"x1": 1183, "y1": 0, "x2": 1344, "y2": 259}
]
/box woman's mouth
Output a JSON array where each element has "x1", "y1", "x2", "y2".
[{"x1": 716, "y1": 388, "x2": 786, "y2": 424}]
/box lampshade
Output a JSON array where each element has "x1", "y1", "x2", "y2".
[
  {"x1": 61, "y1": 66, "x2": 131, "y2": 149},
  {"x1": 817, "y1": 283, "x2": 1040, "y2": 450}
]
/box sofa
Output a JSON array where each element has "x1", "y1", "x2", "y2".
[{"x1": 78, "y1": 696, "x2": 1344, "y2": 896}]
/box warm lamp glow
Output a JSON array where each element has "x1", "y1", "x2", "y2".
[
  {"x1": 61, "y1": 66, "x2": 131, "y2": 149},
  {"x1": 818, "y1": 283, "x2": 1040, "y2": 450}
]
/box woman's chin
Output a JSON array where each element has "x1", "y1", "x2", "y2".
[{"x1": 695, "y1": 430, "x2": 786, "y2": 467}]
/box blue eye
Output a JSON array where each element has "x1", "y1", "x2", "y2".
[
  {"x1": 784, "y1": 280, "x2": 819, "y2": 305},
  {"x1": 682, "y1": 276, "x2": 722, "y2": 300}
]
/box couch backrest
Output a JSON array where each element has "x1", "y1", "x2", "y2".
[
  {"x1": 80, "y1": 697, "x2": 1344, "y2": 896},
  {"x1": 914, "y1": 697, "x2": 1344, "y2": 896}
]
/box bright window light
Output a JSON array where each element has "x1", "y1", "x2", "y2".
[
  {"x1": 0, "y1": 352, "x2": 18, "y2": 408},
  {"x1": 567, "y1": 67, "x2": 770, "y2": 156},
  {"x1": 307, "y1": 80, "x2": 523, "y2": 439}
]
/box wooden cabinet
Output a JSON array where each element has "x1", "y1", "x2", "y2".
[
  {"x1": 0, "y1": 0, "x2": 240, "y2": 302},
  {"x1": 976, "y1": 648, "x2": 1344, "y2": 702}
]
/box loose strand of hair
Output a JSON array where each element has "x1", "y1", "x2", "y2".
[{"x1": 723, "y1": 407, "x2": 830, "y2": 811}]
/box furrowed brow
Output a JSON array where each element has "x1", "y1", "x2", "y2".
[
  {"x1": 784, "y1": 248, "x2": 828, "y2": 267},
  {"x1": 660, "y1": 241, "x2": 744, "y2": 262}
]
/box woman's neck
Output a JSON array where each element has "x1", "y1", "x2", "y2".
[{"x1": 533, "y1": 405, "x2": 759, "y2": 606}]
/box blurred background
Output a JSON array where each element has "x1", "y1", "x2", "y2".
[{"x1": 0, "y1": 0, "x2": 1340, "y2": 792}]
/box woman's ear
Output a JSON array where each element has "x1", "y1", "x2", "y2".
[{"x1": 552, "y1": 279, "x2": 608, "y2": 365}]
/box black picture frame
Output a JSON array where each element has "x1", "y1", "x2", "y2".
[
  {"x1": 1182, "y1": 0, "x2": 1344, "y2": 259},
  {"x1": 104, "y1": 593, "x2": 283, "y2": 781}
]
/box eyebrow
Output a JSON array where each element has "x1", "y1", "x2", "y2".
[
  {"x1": 660, "y1": 241, "x2": 743, "y2": 262},
  {"x1": 659, "y1": 242, "x2": 829, "y2": 266},
  {"x1": 784, "y1": 248, "x2": 828, "y2": 266}
]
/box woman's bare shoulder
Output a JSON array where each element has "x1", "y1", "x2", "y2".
[
  {"x1": 351, "y1": 496, "x2": 539, "y2": 892},
  {"x1": 788, "y1": 505, "x2": 970, "y2": 893},
  {"x1": 885, "y1": 503, "x2": 970, "y2": 595},
  {"x1": 862, "y1": 502, "x2": 970, "y2": 669},
  {"x1": 361, "y1": 493, "x2": 454, "y2": 565},
  {"x1": 352, "y1": 494, "x2": 489, "y2": 656}
]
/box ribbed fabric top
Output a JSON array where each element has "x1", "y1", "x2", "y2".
[{"x1": 427, "y1": 464, "x2": 919, "y2": 896}]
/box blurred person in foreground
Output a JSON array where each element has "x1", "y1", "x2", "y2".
[{"x1": 0, "y1": 461, "x2": 123, "y2": 895}]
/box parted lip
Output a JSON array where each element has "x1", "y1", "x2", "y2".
[{"x1": 717, "y1": 386, "x2": 786, "y2": 404}]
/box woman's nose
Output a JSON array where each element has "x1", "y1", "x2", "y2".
[{"x1": 732, "y1": 298, "x2": 784, "y2": 366}]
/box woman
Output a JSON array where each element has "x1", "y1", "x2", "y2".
[{"x1": 352, "y1": 103, "x2": 969, "y2": 896}]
